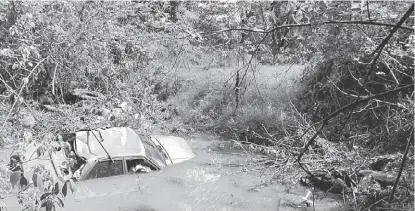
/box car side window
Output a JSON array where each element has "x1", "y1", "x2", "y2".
[
  {"x1": 126, "y1": 158, "x2": 155, "y2": 174},
  {"x1": 84, "y1": 160, "x2": 124, "y2": 180}
]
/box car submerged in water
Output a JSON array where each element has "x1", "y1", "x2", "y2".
[
  {"x1": 23, "y1": 127, "x2": 195, "y2": 182},
  {"x1": 5, "y1": 127, "x2": 196, "y2": 210}
]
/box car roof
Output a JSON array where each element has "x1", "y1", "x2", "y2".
[{"x1": 74, "y1": 127, "x2": 146, "y2": 160}]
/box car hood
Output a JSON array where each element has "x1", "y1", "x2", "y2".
[{"x1": 151, "y1": 135, "x2": 195, "y2": 164}]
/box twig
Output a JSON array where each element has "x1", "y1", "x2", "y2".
[
  {"x1": 330, "y1": 82, "x2": 360, "y2": 98},
  {"x1": 312, "y1": 187, "x2": 315, "y2": 211},
  {"x1": 351, "y1": 182, "x2": 358, "y2": 210},
  {"x1": 368, "y1": 197, "x2": 388, "y2": 210},
  {"x1": 276, "y1": 198, "x2": 281, "y2": 211},
  {"x1": 224, "y1": 29, "x2": 271, "y2": 103},
  {"x1": 297, "y1": 160, "x2": 314, "y2": 178},
  {"x1": 383, "y1": 61, "x2": 400, "y2": 85},
  {"x1": 348, "y1": 68, "x2": 372, "y2": 95},
  {"x1": 389, "y1": 128, "x2": 413, "y2": 202},
  {"x1": 51, "y1": 63, "x2": 58, "y2": 95},
  {"x1": 366, "y1": 1, "x2": 371, "y2": 21},
  {"x1": 261, "y1": 124, "x2": 277, "y2": 142},
  {"x1": 342, "y1": 190, "x2": 347, "y2": 209}
]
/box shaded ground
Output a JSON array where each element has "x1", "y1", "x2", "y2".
[{"x1": 1, "y1": 135, "x2": 345, "y2": 211}]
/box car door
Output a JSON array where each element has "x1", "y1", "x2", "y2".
[
  {"x1": 82, "y1": 159, "x2": 125, "y2": 180},
  {"x1": 73, "y1": 158, "x2": 134, "y2": 200},
  {"x1": 72, "y1": 156, "x2": 160, "y2": 201}
]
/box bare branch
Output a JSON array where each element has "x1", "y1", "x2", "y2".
[
  {"x1": 202, "y1": 20, "x2": 414, "y2": 35},
  {"x1": 372, "y1": 4, "x2": 414, "y2": 54},
  {"x1": 323, "y1": 20, "x2": 413, "y2": 31},
  {"x1": 330, "y1": 82, "x2": 360, "y2": 98}
]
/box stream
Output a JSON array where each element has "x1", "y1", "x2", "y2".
[{"x1": 1, "y1": 135, "x2": 344, "y2": 211}]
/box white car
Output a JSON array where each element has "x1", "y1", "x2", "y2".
[
  {"x1": 5, "y1": 127, "x2": 196, "y2": 210},
  {"x1": 23, "y1": 127, "x2": 195, "y2": 182}
]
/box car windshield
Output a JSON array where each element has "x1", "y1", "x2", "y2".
[{"x1": 139, "y1": 135, "x2": 167, "y2": 168}]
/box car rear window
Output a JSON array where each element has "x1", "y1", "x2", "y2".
[{"x1": 84, "y1": 160, "x2": 124, "y2": 180}]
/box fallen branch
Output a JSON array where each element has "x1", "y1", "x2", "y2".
[
  {"x1": 69, "y1": 89, "x2": 106, "y2": 101},
  {"x1": 295, "y1": 84, "x2": 413, "y2": 162},
  {"x1": 40, "y1": 104, "x2": 63, "y2": 113},
  {"x1": 359, "y1": 170, "x2": 397, "y2": 185}
]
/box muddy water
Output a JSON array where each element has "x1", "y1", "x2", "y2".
[{"x1": 1, "y1": 136, "x2": 344, "y2": 211}]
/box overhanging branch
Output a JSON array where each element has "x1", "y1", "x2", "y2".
[
  {"x1": 202, "y1": 20, "x2": 414, "y2": 35},
  {"x1": 295, "y1": 3, "x2": 415, "y2": 163}
]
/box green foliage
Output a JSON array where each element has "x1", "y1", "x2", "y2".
[{"x1": 0, "y1": 1, "x2": 185, "y2": 104}]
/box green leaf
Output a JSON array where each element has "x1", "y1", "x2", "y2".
[
  {"x1": 45, "y1": 200, "x2": 54, "y2": 211},
  {"x1": 20, "y1": 176, "x2": 28, "y2": 188},
  {"x1": 53, "y1": 182, "x2": 59, "y2": 195},
  {"x1": 37, "y1": 173, "x2": 44, "y2": 192},
  {"x1": 62, "y1": 182, "x2": 68, "y2": 197},
  {"x1": 56, "y1": 196, "x2": 64, "y2": 208},
  {"x1": 10, "y1": 171, "x2": 22, "y2": 188},
  {"x1": 32, "y1": 173, "x2": 38, "y2": 187},
  {"x1": 40, "y1": 192, "x2": 51, "y2": 201},
  {"x1": 69, "y1": 179, "x2": 76, "y2": 193}
]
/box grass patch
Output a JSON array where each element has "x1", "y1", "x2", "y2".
[{"x1": 167, "y1": 60, "x2": 305, "y2": 137}]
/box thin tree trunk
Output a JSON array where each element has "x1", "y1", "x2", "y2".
[
  {"x1": 389, "y1": 128, "x2": 413, "y2": 202},
  {"x1": 235, "y1": 70, "x2": 240, "y2": 110},
  {"x1": 169, "y1": 1, "x2": 179, "y2": 23}
]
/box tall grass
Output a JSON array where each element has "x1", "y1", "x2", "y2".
[{"x1": 166, "y1": 54, "x2": 305, "y2": 138}]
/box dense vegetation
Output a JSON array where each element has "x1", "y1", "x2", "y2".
[{"x1": 0, "y1": 1, "x2": 413, "y2": 211}]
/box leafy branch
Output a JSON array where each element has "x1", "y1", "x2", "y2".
[{"x1": 0, "y1": 56, "x2": 48, "y2": 134}]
